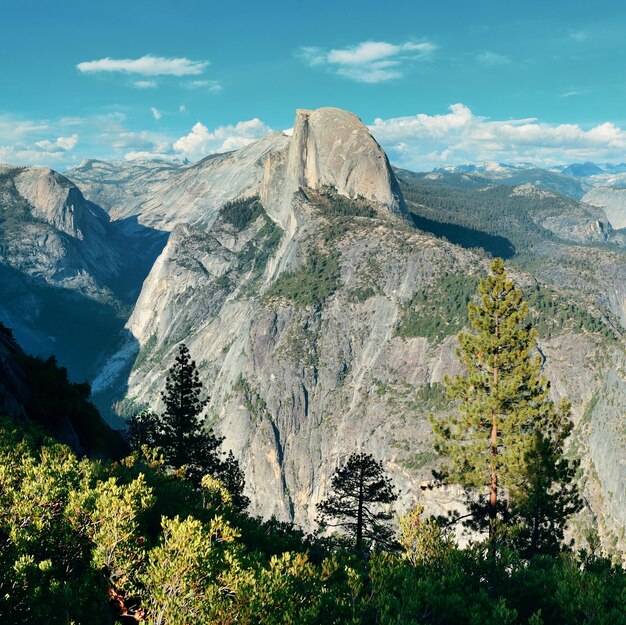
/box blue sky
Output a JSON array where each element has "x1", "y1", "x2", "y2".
[{"x1": 2, "y1": 0, "x2": 626, "y2": 170}]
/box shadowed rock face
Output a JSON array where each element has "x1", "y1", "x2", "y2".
[
  {"x1": 0, "y1": 165, "x2": 166, "y2": 380},
  {"x1": 83, "y1": 108, "x2": 626, "y2": 556}
]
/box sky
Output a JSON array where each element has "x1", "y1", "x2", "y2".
[{"x1": 2, "y1": 0, "x2": 626, "y2": 170}]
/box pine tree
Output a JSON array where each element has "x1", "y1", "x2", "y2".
[
  {"x1": 431, "y1": 259, "x2": 579, "y2": 547},
  {"x1": 316, "y1": 452, "x2": 397, "y2": 551},
  {"x1": 159, "y1": 343, "x2": 212, "y2": 470},
  {"x1": 128, "y1": 343, "x2": 249, "y2": 508}
]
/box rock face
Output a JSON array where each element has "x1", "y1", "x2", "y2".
[
  {"x1": 0, "y1": 165, "x2": 122, "y2": 285},
  {"x1": 261, "y1": 108, "x2": 404, "y2": 224},
  {"x1": 510, "y1": 183, "x2": 612, "y2": 244},
  {"x1": 583, "y1": 187, "x2": 626, "y2": 229},
  {"x1": 85, "y1": 108, "x2": 626, "y2": 556}
]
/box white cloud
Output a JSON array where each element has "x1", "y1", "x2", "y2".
[
  {"x1": 56, "y1": 134, "x2": 80, "y2": 150},
  {"x1": 0, "y1": 132, "x2": 79, "y2": 165},
  {"x1": 151, "y1": 107, "x2": 162, "y2": 121},
  {"x1": 300, "y1": 39, "x2": 436, "y2": 83},
  {"x1": 179, "y1": 104, "x2": 187, "y2": 113},
  {"x1": 184, "y1": 79, "x2": 223, "y2": 93},
  {"x1": 133, "y1": 80, "x2": 157, "y2": 89},
  {"x1": 173, "y1": 118, "x2": 272, "y2": 160},
  {"x1": 560, "y1": 89, "x2": 589, "y2": 98},
  {"x1": 77, "y1": 54, "x2": 208, "y2": 76},
  {"x1": 369, "y1": 103, "x2": 626, "y2": 169}
]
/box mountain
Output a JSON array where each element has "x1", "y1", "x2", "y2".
[
  {"x1": 394, "y1": 168, "x2": 619, "y2": 257},
  {"x1": 69, "y1": 108, "x2": 624, "y2": 556},
  {"x1": 559, "y1": 162, "x2": 606, "y2": 178},
  {"x1": 66, "y1": 132, "x2": 290, "y2": 232},
  {"x1": 1, "y1": 108, "x2": 625, "y2": 557}
]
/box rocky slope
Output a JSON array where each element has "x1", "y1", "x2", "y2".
[
  {"x1": 67, "y1": 132, "x2": 290, "y2": 232},
  {"x1": 86, "y1": 108, "x2": 626, "y2": 556}
]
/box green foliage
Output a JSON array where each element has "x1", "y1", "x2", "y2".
[
  {"x1": 397, "y1": 272, "x2": 479, "y2": 341},
  {"x1": 398, "y1": 504, "x2": 453, "y2": 567},
  {"x1": 219, "y1": 196, "x2": 264, "y2": 231},
  {"x1": 412, "y1": 382, "x2": 449, "y2": 413},
  {"x1": 127, "y1": 343, "x2": 249, "y2": 510},
  {"x1": 400, "y1": 450, "x2": 438, "y2": 471},
  {"x1": 0, "y1": 417, "x2": 624, "y2": 624},
  {"x1": 14, "y1": 350, "x2": 127, "y2": 458},
  {"x1": 317, "y1": 452, "x2": 398, "y2": 550},
  {"x1": 524, "y1": 285, "x2": 617, "y2": 342},
  {"x1": 266, "y1": 249, "x2": 341, "y2": 308}
]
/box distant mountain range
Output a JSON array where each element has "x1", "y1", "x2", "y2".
[{"x1": 433, "y1": 160, "x2": 626, "y2": 179}]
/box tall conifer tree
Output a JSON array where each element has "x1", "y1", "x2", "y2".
[
  {"x1": 431, "y1": 259, "x2": 579, "y2": 547},
  {"x1": 128, "y1": 343, "x2": 249, "y2": 509}
]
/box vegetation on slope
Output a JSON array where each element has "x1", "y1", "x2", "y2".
[
  {"x1": 306, "y1": 185, "x2": 377, "y2": 218},
  {"x1": 266, "y1": 248, "x2": 341, "y2": 307},
  {"x1": 219, "y1": 195, "x2": 265, "y2": 231},
  {"x1": 397, "y1": 272, "x2": 480, "y2": 341}
]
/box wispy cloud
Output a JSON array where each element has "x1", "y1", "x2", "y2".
[
  {"x1": 150, "y1": 107, "x2": 162, "y2": 121},
  {"x1": 300, "y1": 39, "x2": 436, "y2": 83},
  {"x1": 369, "y1": 103, "x2": 626, "y2": 169},
  {"x1": 560, "y1": 89, "x2": 590, "y2": 98},
  {"x1": 477, "y1": 51, "x2": 510, "y2": 65},
  {"x1": 77, "y1": 54, "x2": 208, "y2": 76},
  {"x1": 133, "y1": 80, "x2": 157, "y2": 89},
  {"x1": 0, "y1": 111, "x2": 169, "y2": 167},
  {"x1": 0, "y1": 114, "x2": 81, "y2": 165},
  {"x1": 569, "y1": 30, "x2": 588, "y2": 42},
  {"x1": 184, "y1": 79, "x2": 223, "y2": 93}
]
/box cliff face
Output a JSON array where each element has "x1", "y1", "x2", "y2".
[
  {"x1": 0, "y1": 165, "x2": 122, "y2": 286},
  {"x1": 86, "y1": 109, "x2": 626, "y2": 555}
]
